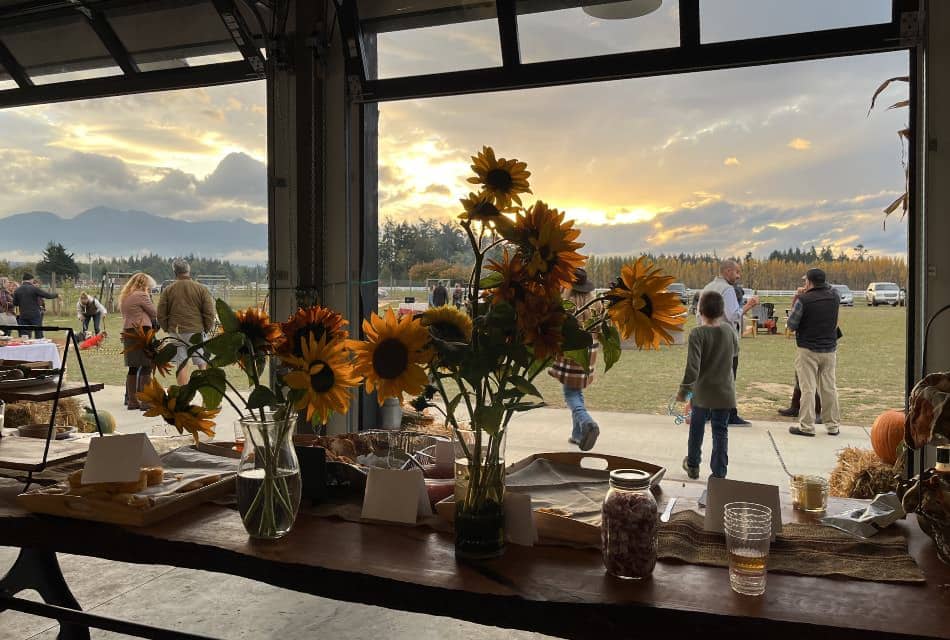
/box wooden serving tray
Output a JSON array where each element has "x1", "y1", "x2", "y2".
[
  {"x1": 436, "y1": 452, "x2": 666, "y2": 548},
  {"x1": 16, "y1": 474, "x2": 235, "y2": 527}
]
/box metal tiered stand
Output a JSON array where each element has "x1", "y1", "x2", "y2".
[{"x1": 0, "y1": 325, "x2": 104, "y2": 488}]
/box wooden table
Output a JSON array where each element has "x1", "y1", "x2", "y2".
[
  {"x1": 1, "y1": 480, "x2": 948, "y2": 640},
  {"x1": 0, "y1": 381, "x2": 104, "y2": 403}
]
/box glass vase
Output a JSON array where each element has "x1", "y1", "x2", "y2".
[
  {"x1": 236, "y1": 412, "x2": 301, "y2": 539},
  {"x1": 453, "y1": 425, "x2": 506, "y2": 559}
]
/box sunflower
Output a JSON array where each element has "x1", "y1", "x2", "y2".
[
  {"x1": 350, "y1": 309, "x2": 431, "y2": 405},
  {"x1": 138, "y1": 379, "x2": 220, "y2": 444},
  {"x1": 513, "y1": 201, "x2": 586, "y2": 291},
  {"x1": 279, "y1": 305, "x2": 349, "y2": 360},
  {"x1": 467, "y1": 146, "x2": 532, "y2": 208},
  {"x1": 516, "y1": 290, "x2": 565, "y2": 360},
  {"x1": 283, "y1": 333, "x2": 360, "y2": 423},
  {"x1": 458, "y1": 191, "x2": 515, "y2": 234},
  {"x1": 421, "y1": 305, "x2": 473, "y2": 342},
  {"x1": 605, "y1": 257, "x2": 687, "y2": 349},
  {"x1": 121, "y1": 325, "x2": 173, "y2": 376},
  {"x1": 235, "y1": 307, "x2": 283, "y2": 354},
  {"x1": 485, "y1": 249, "x2": 528, "y2": 306}
]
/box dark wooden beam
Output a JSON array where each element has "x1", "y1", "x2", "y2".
[
  {"x1": 496, "y1": 0, "x2": 520, "y2": 67},
  {"x1": 82, "y1": 7, "x2": 140, "y2": 74},
  {"x1": 0, "y1": 38, "x2": 33, "y2": 87},
  {"x1": 0, "y1": 60, "x2": 256, "y2": 108},
  {"x1": 678, "y1": 0, "x2": 700, "y2": 48}
]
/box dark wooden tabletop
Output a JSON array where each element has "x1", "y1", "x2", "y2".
[
  {"x1": 0, "y1": 380, "x2": 103, "y2": 402},
  {"x1": 1, "y1": 479, "x2": 948, "y2": 639}
]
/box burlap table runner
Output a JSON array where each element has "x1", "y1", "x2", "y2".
[{"x1": 659, "y1": 510, "x2": 924, "y2": 583}]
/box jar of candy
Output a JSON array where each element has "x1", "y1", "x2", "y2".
[{"x1": 601, "y1": 469, "x2": 657, "y2": 579}]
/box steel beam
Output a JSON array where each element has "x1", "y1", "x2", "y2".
[
  {"x1": 0, "y1": 60, "x2": 256, "y2": 108},
  {"x1": 678, "y1": 0, "x2": 699, "y2": 48},
  {"x1": 210, "y1": 0, "x2": 266, "y2": 77},
  {"x1": 80, "y1": 6, "x2": 140, "y2": 74},
  {"x1": 361, "y1": 23, "x2": 903, "y2": 102},
  {"x1": 0, "y1": 38, "x2": 33, "y2": 87}
]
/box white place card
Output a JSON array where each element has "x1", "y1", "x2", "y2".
[
  {"x1": 361, "y1": 467, "x2": 432, "y2": 525},
  {"x1": 81, "y1": 433, "x2": 162, "y2": 484},
  {"x1": 504, "y1": 491, "x2": 537, "y2": 546},
  {"x1": 703, "y1": 476, "x2": 783, "y2": 538}
]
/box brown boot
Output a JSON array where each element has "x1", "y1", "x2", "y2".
[
  {"x1": 137, "y1": 370, "x2": 152, "y2": 411},
  {"x1": 126, "y1": 374, "x2": 140, "y2": 410},
  {"x1": 778, "y1": 386, "x2": 801, "y2": 417}
]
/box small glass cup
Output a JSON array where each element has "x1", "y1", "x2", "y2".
[
  {"x1": 791, "y1": 475, "x2": 828, "y2": 513},
  {"x1": 724, "y1": 502, "x2": 772, "y2": 596}
]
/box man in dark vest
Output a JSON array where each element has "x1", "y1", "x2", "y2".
[
  {"x1": 786, "y1": 268, "x2": 841, "y2": 436},
  {"x1": 432, "y1": 281, "x2": 449, "y2": 307}
]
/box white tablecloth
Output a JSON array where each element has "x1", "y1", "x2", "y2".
[{"x1": 0, "y1": 342, "x2": 62, "y2": 368}]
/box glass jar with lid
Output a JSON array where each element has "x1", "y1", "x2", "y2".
[{"x1": 601, "y1": 469, "x2": 658, "y2": 579}]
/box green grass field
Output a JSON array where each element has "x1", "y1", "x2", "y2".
[{"x1": 48, "y1": 291, "x2": 903, "y2": 426}]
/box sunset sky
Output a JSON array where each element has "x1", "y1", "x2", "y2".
[{"x1": 0, "y1": 0, "x2": 909, "y2": 261}]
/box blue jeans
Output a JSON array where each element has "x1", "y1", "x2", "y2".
[
  {"x1": 17, "y1": 315, "x2": 42, "y2": 338},
  {"x1": 687, "y1": 406, "x2": 730, "y2": 478},
  {"x1": 81, "y1": 312, "x2": 102, "y2": 334},
  {"x1": 563, "y1": 385, "x2": 594, "y2": 441}
]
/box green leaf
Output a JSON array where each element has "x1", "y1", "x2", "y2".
[
  {"x1": 202, "y1": 332, "x2": 245, "y2": 357},
  {"x1": 473, "y1": 404, "x2": 504, "y2": 437},
  {"x1": 563, "y1": 348, "x2": 590, "y2": 371},
  {"x1": 248, "y1": 385, "x2": 280, "y2": 410},
  {"x1": 216, "y1": 298, "x2": 240, "y2": 332},
  {"x1": 560, "y1": 314, "x2": 593, "y2": 351},
  {"x1": 187, "y1": 368, "x2": 227, "y2": 409},
  {"x1": 479, "y1": 271, "x2": 503, "y2": 289},
  {"x1": 510, "y1": 401, "x2": 545, "y2": 412},
  {"x1": 508, "y1": 375, "x2": 541, "y2": 398},
  {"x1": 599, "y1": 324, "x2": 622, "y2": 373}
]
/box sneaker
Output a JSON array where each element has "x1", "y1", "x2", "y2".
[
  {"x1": 682, "y1": 457, "x2": 699, "y2": 480},
  {"x1": 729, "y1": 416, "x2": 752, "y2": 426},
  {"x1": 826, "y1": 427, "x2": 840, "y2": 436},
  {"x1": 777, "y1": 407, "x2": 799, "y2": 417},
  {"x1": 578, "y1": 421, "x2": 600, "y2": 452},
  {"x1": 788, "y1": 425, "x2": 816, "y2": 437}
]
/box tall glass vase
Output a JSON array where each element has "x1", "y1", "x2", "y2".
[
  {"x1": 236, "y1": 412, "x2": 301, "y2": 539},
  {"x1": 453, "y1": 425, "x2": 507, "y2": 559}
]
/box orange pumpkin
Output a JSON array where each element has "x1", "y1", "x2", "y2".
[{"x1": 871, "y1": 409, "x2": 905, "y2": 465}]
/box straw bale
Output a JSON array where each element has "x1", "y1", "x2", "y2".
[
  {"x1": 829, "y1": 446, "x2": 899, "y2": 499},
  {"x1": 3, "y1": 398, "x2": 82, "y2": 428}
]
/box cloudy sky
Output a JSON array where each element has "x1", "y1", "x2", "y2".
[{"x1": 0, "y1": 0, "x2": 909, "y2": 260}]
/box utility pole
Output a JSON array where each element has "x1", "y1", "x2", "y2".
[{"x1": 87, "y1": 253, "x2": 93, "y2": 283}]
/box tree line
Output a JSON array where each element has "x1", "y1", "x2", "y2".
[{"x1": 1, "y1": 243, "x2": 266, "y2": 285}]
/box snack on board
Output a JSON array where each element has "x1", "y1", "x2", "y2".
[{"x1": 67, "y1": 467, "x2": 164, "y2": 493}]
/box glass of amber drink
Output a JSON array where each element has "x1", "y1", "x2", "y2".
[{"x1": 724, "y1": 502, "x2": 772, "y2": 596}]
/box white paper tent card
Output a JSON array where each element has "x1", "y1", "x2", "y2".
[
  {"x1": 361, "y1": 467, "x2": 432, "y2": 525},
  {"x1": 81, "y1": 433, "x2": 162, "y2": 484}
]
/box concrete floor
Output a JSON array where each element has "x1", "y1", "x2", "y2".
[{"x1": 1, "y1": 385, "x2": 867, "y2": 639}]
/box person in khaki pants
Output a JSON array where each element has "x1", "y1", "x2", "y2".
[{"x1": 786, "y1": 268, "x2": 841, "y2": 436}]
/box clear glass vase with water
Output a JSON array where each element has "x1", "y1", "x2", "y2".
[{"x1": 236, "y1": 412, "x2": 301, "y2": 539}]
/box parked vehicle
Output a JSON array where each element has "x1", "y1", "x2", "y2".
[
  {"x1": 866, "y1": 282, "x2": 900, "y2": 306},
  {"x1": 666, "y1": 282, "x2": 689, "y2": 305},
  {"x1": 830, "y1": 284, "x2": 854, "y2": 306},
  {"x1": 899, "y1": 287, "x2": 906, "y2": 307}
]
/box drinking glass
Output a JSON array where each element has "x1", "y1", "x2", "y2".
[{"x1": 724, "y1": 502, "x2": 772, "y2": 596}]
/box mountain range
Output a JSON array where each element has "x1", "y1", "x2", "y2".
[{"x1": 0, "y1": 207, "x2": 266, "y2": 263}]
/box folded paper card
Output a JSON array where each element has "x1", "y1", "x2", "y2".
[
  {"x1": 81, "y1": 433, "x2": 162, "y2": 484},
  {"x1": 704, "y1": 476, "x2": 783, "y2": 538},
  {"x1": 361, "y1": 467, "x2": 432, "y2": 524},
  {"x1": 504, "y1": 491, "x2": 537, "y2": 546}
]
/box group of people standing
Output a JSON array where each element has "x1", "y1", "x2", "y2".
[
  {"x1": 552, "y1": 259, "x2": 843, "y2": 482},
  {"x1": 429, "y1": 281, "x2": 465, "y2": 309},
  {"x1": 119, "y1": 259, "x2": 215, "y2": 411},
  {"x1": 0, "y1": 274, "x2": 59, "y2": 338}
]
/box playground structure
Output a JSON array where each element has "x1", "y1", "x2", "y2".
[
  {"x1": 97, "y1": 272, "x2": 134, "y2": 313},
  {"x1": 160, "y1": 275, "x2": 231, "y2": 303}
]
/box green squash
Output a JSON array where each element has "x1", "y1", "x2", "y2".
[{"x1": 79, "y1": 406, "x2": 116, "y2": 434}]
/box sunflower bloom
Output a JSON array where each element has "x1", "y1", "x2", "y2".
[
  {"x1": 138, "y1": 378, "x2": 174, "y2": 422},
  {"x1": 121, "y1": 325, "x2": 173, "y2": 376},
  {"x1": 350, "y1": 309, "x2": 431, "y2": 405},
  {"x1": 172, "y1": 405, "x2": 220, "y2": 445},
  {"x1": 605, "y1": 257, "x2": 687, "y2": 349},
  {"x1": 459, "y1": 191, "x2": 515, "y2": 234},
  {"x1": 485, "y1": 249, "x2": 528, "y2": 306},
  {"x1": 283, "y1": 333, "x2": 360, "y2": 423},
  {"x1": 516, "y1": 290, "x2": 565, "y2": 360},
  {"x1": 513, "y1": 201, "x2": 586, "y2": 290},
  {"x1": 235, "y1": 307, "x2": 283, "y2": 354},
  {"x1": 467, "y1": 146, "x2": 532, "y2": 208},
  {"x1": 421, "y1": 305, "x2": 473, "y2": 342},
  {"x1": 279, "y1": 306, "x2": 349, "y2": 361},
  {"x1": 138, "y1": 380, "x2": 219, "y2": 444}
]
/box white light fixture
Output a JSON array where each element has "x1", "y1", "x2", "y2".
[{"x1": 582, "y1": 0, "x2": 662, "y2": 20}]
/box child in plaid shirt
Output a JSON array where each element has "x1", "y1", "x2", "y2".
[{"x1": 548, "y1": 268, "x2": 601, "y2": 451}]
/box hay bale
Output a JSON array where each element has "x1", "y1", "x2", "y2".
[
  {"x1": 4, "y1": 398, "x2": 82, "y2": 428},
  {"x1": 829, "y1": 446, "x2": 899, "y2": 499}
]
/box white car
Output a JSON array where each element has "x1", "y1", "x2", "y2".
[
  {"x1": 830, "y1": 284, "x2": 854, "y2": 306},
  {"x1": 866, "y1": 282, "x2": 900, "y2": 306}
]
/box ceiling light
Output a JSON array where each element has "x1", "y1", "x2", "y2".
[{"x1": 582, "y1": 0, "x2": 662, "y2": 20}]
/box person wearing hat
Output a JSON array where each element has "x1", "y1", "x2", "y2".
[
  {"x1": 548, "y1": 267, "x2": 601, "y2": 451},
  {"x1": 786, "y1": 268, "x2": 841, "y2": 436}
]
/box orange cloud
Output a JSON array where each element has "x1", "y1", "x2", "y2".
[
  {"x1": 787, "y1": 137, "x2": 812, "y2": 151},
  {"x1": 724, "y1": 157, "x2": 740, "y2": 166}
]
